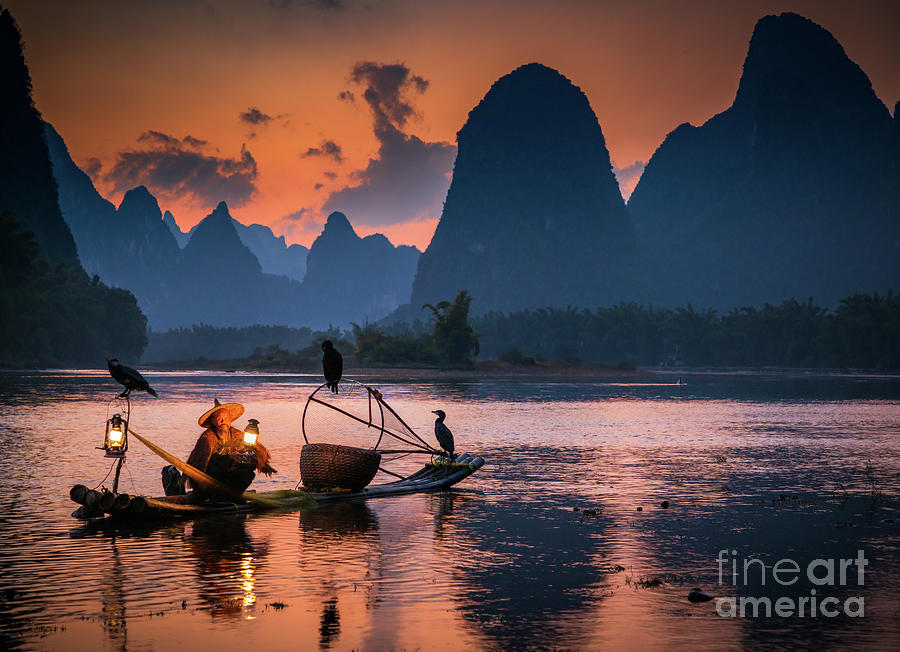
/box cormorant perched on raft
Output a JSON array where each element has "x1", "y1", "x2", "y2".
[
  {"x1": 107, "y1": 359, "x2": 158, "y2": 398},
  {"x1": 321, "y1": 340, "x2": 343, "y2": 394},
  {"x1": 432, "y1": 410, "x2": 455, "y2": 459}
]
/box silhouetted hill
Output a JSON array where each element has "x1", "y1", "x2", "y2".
[
  {"x1": 231, "y1": 219, "x2": 308, "y2": 281},
  {"x1": 45, "y1": 127, "x2": 182, "y2": 325},
  {"x1": 169, "y1": 201, "x2": 307, "y2": 330},
  {"x1": 300, "y1": 211, "x2": 420, "y2": 328},
  {"x1": 43, "y1": 121, "x2": 117, "y2": 275},
  {"x1": 411, "y1": 62, "x2": 640, "y2": 314},
  {"x1": 0, "y1": 6, "x2": 146, "y2": 366},
  {"x1": 0, "y1": 9, "x2": 78, "y2": 265},
  {"x1": 163, "y1": 210, "x2": 190, "y2": 247},
  {"x1": 163, "y1": 205, "x2": 309, "y2": 281},
  {"x1": 112, "y1": 187, "x2": 182, "y2": 320},
  {"x1": 628, "y1": 12, "x2": 899, "y2": 308}
]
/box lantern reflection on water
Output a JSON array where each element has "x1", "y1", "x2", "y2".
[{"x1": 240, "y1": 555, "x2": 257, "y2": 610}]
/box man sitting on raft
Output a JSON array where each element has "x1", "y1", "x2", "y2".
[{"x1": 164, "y1": 399, "x2": 276, "y2": 498}]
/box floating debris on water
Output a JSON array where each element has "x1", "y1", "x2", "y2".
[
  {"x1": 688, "y1": 588, "x2": 715, "y2": 603},
  {"x1": 629, "y1": 573, "x2": 686, "y2": 588}
]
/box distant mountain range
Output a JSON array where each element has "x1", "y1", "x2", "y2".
[
  {"x1": 300, "y1": 211, "x2": 421, "y2": 327},
  {"x1": 37, "y1": 10, "x2": 900, "y2": 335},
  {"x1": 46, "y1": 123, "x2": 419, "y2": 330},
  {"x1": 164, "y1": 208, "x2": 309, "y2": 282}
]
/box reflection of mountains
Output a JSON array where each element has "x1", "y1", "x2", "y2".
[
  {"x1": 439, "y1": 455, "x2": 617, "y2": 649},
  {"x1": 592, "y1": 440, "x2": 900, "y2": 649}
]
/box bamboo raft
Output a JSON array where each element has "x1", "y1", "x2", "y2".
[{"x1": 70, "y1": 453, "x2": 485, "y2": 520}]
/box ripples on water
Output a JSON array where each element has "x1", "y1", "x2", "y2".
[{"x1": 0, "y1": 370, "x2": 898, "y2": 650}]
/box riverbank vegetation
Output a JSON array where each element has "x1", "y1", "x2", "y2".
[
  {"x1": 144, "y1": 290, "x2": 899, "y2": 371},
  {"x1": 0, "y1": 212, "x2": 147, "y2": 367}
]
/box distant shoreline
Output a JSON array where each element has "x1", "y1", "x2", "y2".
[
  {"x1": 142, "y1": 359, "x2": 650, "y2": 381},
  {"x1": 3, "y1": 364, "x2": 899, "y2": 381}
]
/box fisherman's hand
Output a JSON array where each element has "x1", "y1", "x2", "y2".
[{"x1": 260, "y1": 463, "x2": 277, "y2": 477}]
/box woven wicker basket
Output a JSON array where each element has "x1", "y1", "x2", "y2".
[{"x1": 300, "y1": 443, "x2": 381, "y2": 491}]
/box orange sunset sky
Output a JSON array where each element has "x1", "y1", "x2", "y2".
[{"x1": 5, "y1": 0, "x2": 899, "y2": 250}]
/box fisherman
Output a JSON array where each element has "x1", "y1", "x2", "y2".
[{"x1": 173, "y1": 399, "x2": 276, "y2": 498}]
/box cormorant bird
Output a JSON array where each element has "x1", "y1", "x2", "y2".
[
  {"x1": 431, "y1": 410, "x2": 455, "y2": 459},
  {"x1": 321, "y1": 340, "x2": 343, "y2": 393},
  {"x1": 107, "y1": 359, "x2": 158, "y2": 398}
]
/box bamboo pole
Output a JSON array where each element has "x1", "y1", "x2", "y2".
[
  {"x1": 127, "y1": 428, "x2": 283, "y2": 507},
  {"x1": 129, "y1": 496, "x2": 147, "y2": 514},
  {"x1": 99, "y1": 492, "x2": 116, "y2": 511},
  {"x1": 374, "y1": 449, "x2": 437, "y2": 455}
]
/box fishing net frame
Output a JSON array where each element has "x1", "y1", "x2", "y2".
[{"x1": 301, "y1": 379, "x2": 441, "y2": 458}]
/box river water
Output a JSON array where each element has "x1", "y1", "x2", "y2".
[{"x1": 0, "y1": 370, "x2": 898, "y2": 651}]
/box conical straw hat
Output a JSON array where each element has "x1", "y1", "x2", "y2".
[{"x1": 198, "y1": 398, "x2": 244, "y2": 427}]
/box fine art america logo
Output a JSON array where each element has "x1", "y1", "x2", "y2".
[{"x1": 715, "y1": 549, "x2": 868, "y2": 618}]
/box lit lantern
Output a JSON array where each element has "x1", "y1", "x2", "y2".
[
  {"x1": 104, "y1": 413, "x2": 128, "y2": 457},
  {"x1": 243, "y1": 419, "x2": 259, "y2": 447}
]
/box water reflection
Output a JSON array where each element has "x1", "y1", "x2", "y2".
[
  {"x1": 187, "y1": 516, "x2": 267, "y2": 619},
  {"x1": 318, "y1": 595, "x2": 340, "y2": 649},
  {"x1": 446, "y1": 491, "x2": 615, "y2": 648},
  {"x1": 298, "y1": 503, "x2": 381, "y2": 649},
  {"x1": 1, "y1": 371, "x2": 898, "y2": 650},
  {"x1": 101, "y1": 538, "x2": 128, "y2": 650}
]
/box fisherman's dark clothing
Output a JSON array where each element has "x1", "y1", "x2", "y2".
[{"x1": 185, "y1": 425, "x2": 272, "y2": 497}]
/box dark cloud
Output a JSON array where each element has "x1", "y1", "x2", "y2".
[
  {"x1": 239, "y1": 107, "x2": 273, "y2": 126},
  {"x1": 321, "y1": 61, "x2": 455, "y2": 227},
  {"x1": 105, "y1": 131, "x2": 258, "y2": 208},
  {"x1": 613, "y1": 161, "x2": 645, "y2": 201},
  {"x1": 349, "y1": 61, "x2": 428, "y2": 132},
  {"x1": 301, "y1": 139, "x2": 344, "y2": 163},
  {"x1": 314, "y1": 183, "x2": 324, "y2": 190},
  {"x1": 323, "y1": 171, "x2": 338, "y2": 180},
  {"x1": 283, "y1": 208, "x2": 312, "y2": 221},
  {"x1": 279, "y1": 207, "x2": 323, "y2": 247},
  {"x1": 83, "y1": 156, "x2": 102, "y2": 178},
  {"x1": 322, "y1": 126, "x2": 455, "y2": 226},
  {"x1": 338, "y1": 90, "x2": 355, "y2": 103}
]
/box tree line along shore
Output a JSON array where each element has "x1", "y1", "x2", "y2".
[{"x1": 141, "y1": 290, "x2": 900, "y2": 373}]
